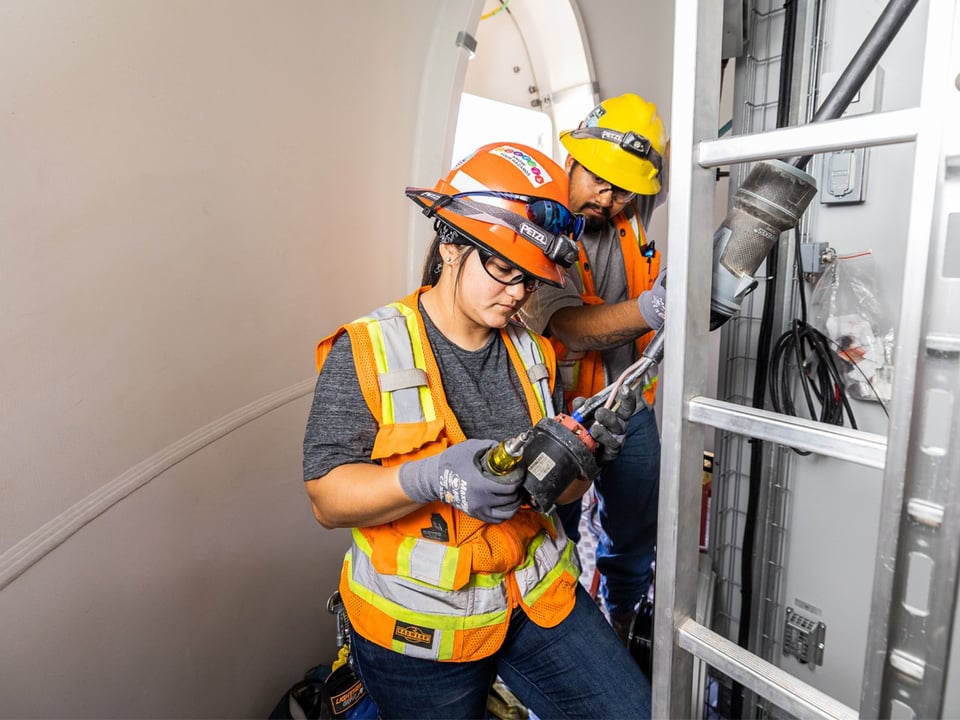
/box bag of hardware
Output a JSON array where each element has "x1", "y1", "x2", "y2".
[{"x1": 811, "y1": 251, "x2": 894, "y2": 404}]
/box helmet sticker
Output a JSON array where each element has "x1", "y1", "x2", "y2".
[{"x1": 488, "y1": 145, "x2": 552, "y2": 188}]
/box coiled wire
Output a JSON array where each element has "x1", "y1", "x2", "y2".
[{"x1": 767, "y1": 233, "x2": 893, "y2": 452}]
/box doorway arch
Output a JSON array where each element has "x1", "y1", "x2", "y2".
[{"x1": 456, "y1": 0, "x2": 598, "y2": 164}]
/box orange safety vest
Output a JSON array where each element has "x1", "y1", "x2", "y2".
[
  {"x1": 551, "y1": 213, "x2": 660, "y2": 410},
  {"x1": 315, "y1": 288, "x2": 581, "y2": 662}
]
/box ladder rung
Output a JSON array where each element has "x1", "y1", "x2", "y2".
[
  {"x1": 687, "y1": 396, "x2": 887, "y2": 468},
  {"x1": 698, "y1": 107, "x2": 920, "y2": 167},
  {"x1": 677, "y1": 618, "x2": 859, "y2": 720}
]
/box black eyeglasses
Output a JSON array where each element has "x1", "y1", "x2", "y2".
[{"x1": 476, "y1": 249, "x2": 541, "y2": 293}]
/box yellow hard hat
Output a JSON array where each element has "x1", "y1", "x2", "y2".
[{"x1": 560, "y1": 93, "x2": 666, "y2": 196}]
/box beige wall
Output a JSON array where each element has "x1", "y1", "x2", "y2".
[
  {"x1": 0, "y1": 1, "x2": 678, "y2": 716},
  {"x1": 0, "y1": 1, "x2": 461, "y2": 716}
]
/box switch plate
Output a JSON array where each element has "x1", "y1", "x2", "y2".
[{"x1": 820, "y1": 147, "x2": 868, "y2": 204}]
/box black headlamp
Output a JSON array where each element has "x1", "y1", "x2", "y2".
[
  {"x1": 408, "y1": 188, "x2": 582, "y2": 269},
  {"x1": 569, "y1": 127, "x2": 663, "y2": 174}
]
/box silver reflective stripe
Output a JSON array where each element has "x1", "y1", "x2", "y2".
[
  {"x1": 504, "y1": 324, "x2": 555, "y2": 417},
  {"x1": 405, "y1": 539, "x2": 455, "y2": 587},
  {"x1": 376, "y1": 311, "x2": 425, "y2": 423},
  {"x1": 350, "y1": 543, "x2": 508, "y2": 618},
  {"x1": 398, "y1": 636, "x2": 440, "y2": 660},
  {"x1": 514, "y1": 524, "x2": 578, "y2": 597},
  {"x1": 378, "y1": 367, "x2": 428, "y2": 393}
]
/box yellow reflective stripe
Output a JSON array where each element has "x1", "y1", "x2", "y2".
[
  {"x1": 519, "y1": 329, "x2": 548, "y2": 417},
  {"x1": 439, "y1": 545, "x2": 460, "y2": 587},
  {"x1": 472, "y1": 570, "x2": 507, "y2": 589},
  {"x1": 363, "y1": 318, "x2": 395, "y2": 424},
  {"x1": 351, "y1": 527, "x2": 372, "y2": 554},
  {"x1": 391, "y1": 302, "x2": 438, "y2": 422},
  {"x1": 519, "y1": 538, "x2": 579, "y2": 607},
  {"x1": 396, "y1": 537, "x2": 463, "y2": 589},
  {"x1": 504, "y1": 325, "x2": 550, "y2": 417},
  {"x1": 349, "y1": 542, "x2": 509, "y2": 621},
  {"x1": 395, "y1": 536, "x2": 416, "y2": 577},
  {"x1": 575, "y1": 259, "x2": 588, "y2": 289},
  {"x1": 513, "y1": 531, "x2": 578, "y2": 599},
  {"x1": 358, "y1": 302, "x2": 441, "y2": 425},
  {"x1": 346, "y1": 566, "x2": 509, "y2": 628},
  {"x1": 439, "y1": 626, "x2": 456, "y2": 658}
]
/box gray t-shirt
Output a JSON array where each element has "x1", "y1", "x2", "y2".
[
  {"x1": 303, "y1": 303, "x2": 563, "y2": 481},
  {"x1": 520, "y1": 221, "x2": 638, "y2": 383}
]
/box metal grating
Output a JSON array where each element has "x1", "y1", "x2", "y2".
[{"x1": 709, "y1": 1, "x2": 825, "y2": 716}]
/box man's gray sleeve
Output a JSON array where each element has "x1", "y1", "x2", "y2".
[{"x1": 520, "y1": 276, "x2": 583, "y2": 335}]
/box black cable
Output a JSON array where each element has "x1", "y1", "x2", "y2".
[
  {"x1": 729, "y1": 0, "x2": 910, "y2": 713},
  {"x1": 769, "y1": 236, "x2": 852, "y2": 429},
  {"x1": 768, "y1": 238, "x2": 890, "y2": 432},
  {"x1": 733, "y1": 4, "x2": 798, "y2": 716}
]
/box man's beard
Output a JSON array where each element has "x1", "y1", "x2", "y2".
[{"x1": 581, "y1": 206, "x2": 612, "y2": 232}]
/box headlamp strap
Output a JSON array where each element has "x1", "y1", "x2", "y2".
[
  {"x1": 443, "y1": 197, "x2": 569, "y2": 262},
  {"x1": 570, "y1": 127, "x2": 663, "y2": 174},
  {"x1": 421, "y1": 193, "x2": 454, "y2": 219},
  {"x1": 407, "y1": 189, "x2": 577, "y2": 268}
]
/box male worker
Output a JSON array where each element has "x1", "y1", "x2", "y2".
[{"x1": 520, "y1": 93, "x2": 668, "y2": 642}]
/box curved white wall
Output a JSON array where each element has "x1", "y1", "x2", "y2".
[
  {"x1": 0, "y1": 1, "x2": 675, "y2": 715},
  {"x1": 0, "y1": 1, "x2": 476, "y2": 716}
]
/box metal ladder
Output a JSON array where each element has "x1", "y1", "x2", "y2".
[{"x1": 654, "y1": 1, "x2": 960, "y2": 718}]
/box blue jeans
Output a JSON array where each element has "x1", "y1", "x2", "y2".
[
  {"x1": 558, "y1": 407, "x2": 660, "y2": 617},
  {"x1": 350, "y1": 584, "x2": 651, "y2": 719}
]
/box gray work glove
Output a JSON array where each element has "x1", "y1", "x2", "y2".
[
  {"x1": 637, "y1": 267, "x2": 667, "y2": 331},
  {"x1": 397, "y1": 439, "x2": 525, "y2": 523},
  {"x1": 572, "y1": 387, "x2": 638, "y2": 465}
]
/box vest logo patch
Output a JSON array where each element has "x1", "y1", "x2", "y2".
[
  {"x1": 421, "y1": 513, "x2": 449, "y2": 542},
  {"x1": 393, "y1": 622, "x2": 435, "y2": 647}
]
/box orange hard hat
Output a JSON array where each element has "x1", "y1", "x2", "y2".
[{"x1": 406, "y1": 143, "x2": 583, "y2": 287}]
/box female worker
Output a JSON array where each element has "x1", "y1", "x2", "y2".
[{"x1": 302, "y1": 142, "x2": 651, "y2": 719}]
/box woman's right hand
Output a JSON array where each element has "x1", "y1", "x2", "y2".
[{"x1": 398, "y1": 439, "x2": 525, "y2": 523}]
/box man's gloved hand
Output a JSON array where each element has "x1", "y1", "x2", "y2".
[
  {"x1": 637, "y1": 267, "x2": 667, "y2": 331},
  {"x1": 397, "y1": 439, "x2": 525, "y2": 523},
  {"x1": 573, "y1": 387, "x2": 638, "y2": 465}
]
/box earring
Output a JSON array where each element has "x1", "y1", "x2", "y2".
[{"x1": 433, "y1": 261, "x2": 443, "y2": 275}]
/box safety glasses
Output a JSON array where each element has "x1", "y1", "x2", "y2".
[
  {"x1": 408, "y1": 188, "x2": 583, "y2": 269},
  {"x1": 476, "y1": 249, "x2": 542, "y2": 293},
  {"x1": 449, "y1": 190, "x2": 586, "y2": 243},
  {"x1": 575, "y1": 164, "x2": 637, "y2": 204}
]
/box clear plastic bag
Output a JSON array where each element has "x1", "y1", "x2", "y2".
[{"x1": 811, "y1": 251, "x2": 895, "y2": 404}]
